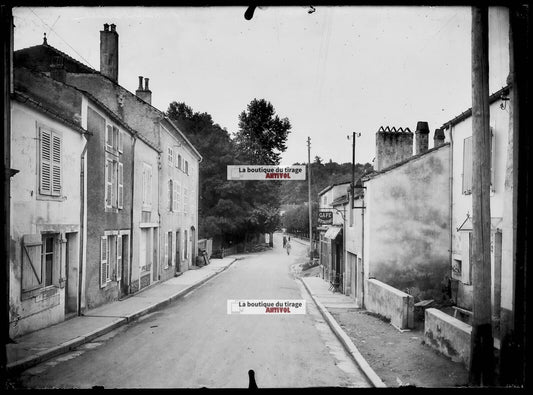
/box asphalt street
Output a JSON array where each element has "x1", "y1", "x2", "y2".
[{"x1": 17, "y1": 233, "x2": 371, "y2": 389}]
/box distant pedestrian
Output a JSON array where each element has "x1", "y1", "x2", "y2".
[
  {"x1": 283, "y1": 235, "x2": 287, "y2": 248},
  {"x1": 286, "y1": 240, "x2": 292, "y2": 255}
]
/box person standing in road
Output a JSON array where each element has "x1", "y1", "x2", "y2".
[
  {"x1": 286, "y1": 239, "x2": 292, "y2": 255},
  {"x1": 283, "y1": 235, "x2": 287, "y2": 248}
]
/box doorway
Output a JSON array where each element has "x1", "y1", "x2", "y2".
[
  {"x1": 120, "y1": 234, "x2": 129, "y2": 298},
  {"x1": 152, "y1": 228, "x2": 159, "y2": 282},
  {"x1": 175, "y1": 230, "x2": 181, "y2": 274},
  {"x1": 65, "y1": 232, "x2": 78, "y2": 315}
]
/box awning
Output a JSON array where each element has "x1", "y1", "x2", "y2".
[
  {"x1": 457, "y1": 216, "x2": 503, "y2": 232},
  {"x1": 324, "y1": 226, "x2": 343, "y2": 240}
]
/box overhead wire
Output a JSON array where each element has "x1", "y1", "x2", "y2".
[{"x1": 28, "y1": 8, "x2": 95, "y2": 69}]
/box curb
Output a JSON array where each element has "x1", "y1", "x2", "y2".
[
  {"x1": 299, "y1": 278, "x2": 387, "y2": 388},
  {"x1": 7, "y1": 259, "x2": 237, "y2": 375}
]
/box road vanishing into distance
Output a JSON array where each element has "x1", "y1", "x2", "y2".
[{"x1": 17, "y1": 233, "x2": 371, "y2": 389}]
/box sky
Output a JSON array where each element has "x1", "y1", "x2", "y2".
[{"x1": 12, "y1": 6, "x2": 479, "y2": 166}]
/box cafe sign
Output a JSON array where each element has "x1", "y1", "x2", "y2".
[{"x1": 318, "y1": 211, "x2": 333, "y2": 225}]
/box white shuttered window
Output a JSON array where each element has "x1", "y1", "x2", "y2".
[{"x1": 39, "y1": 128, "x2": 61, "y2": 196}]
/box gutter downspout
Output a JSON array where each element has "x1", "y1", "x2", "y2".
[
  {"x1": 361, "y1": 190, "x2": 365, "y2": 309},
  {"x1": 343, "y1": 204, "x2": 346, "y2": 295},
  {"x1": 448, "y1": 124, "x2": 454, "y2": 292},
  {"x1": 78, "y1": 134, "x2": 90, "y2": 316},
  {"x1": 129, "y1": 137, "x2": 137, "y2": 295}
]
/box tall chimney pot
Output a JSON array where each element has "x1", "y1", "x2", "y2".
[
  {"x1": 100, "y1": 23, "x2": 119, "y2": 82},
  {"x1": 434, "y1": 128, "x2": 445, "y2": 147},
  {"x1": 415, "y1": 121, "x2": 430, "y2": 155},
  {"x1": 135, "y1": 76, "x2": 152, "y2": 105}
]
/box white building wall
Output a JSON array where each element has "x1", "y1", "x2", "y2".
[{"x1": 10, "y1": 102, "x2": 85, "y2": 337}]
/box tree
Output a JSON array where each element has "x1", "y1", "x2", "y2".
[
  {"x1": 166, "y1": 102, "x2": 246, "y2": 246},
  {"x1": 234, "y1": 99, "x2": 291, "y2": 165},
  {"x1": 234, "y1": 99, "x2": 291, "y2": 246}
]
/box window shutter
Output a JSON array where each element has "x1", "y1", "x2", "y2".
[
  {"x1": 100, "y1": 236, "x2": 108, "y2": 288},
  {"x1": 105, "y1": 160, "x2": 112, "y2": 208},
  {"x1": 173, "y1": 181, "x2": 178, "y2": 212},
  {"x1": 118, "y1": 162, "x2": 124, "y2": 209},
  {"x1": 111, "y1": 161, "x2": 117, "y2": 208},
  {"x1": 148, "y1": 167, "x2": 153, "y2": 206},
  {"x1": 164, "y1": 235, "x2": 168, "y2": 269},
  {"x1": 51, "y1": 132, "x2": 62, "y2": 196},
  {"x1": 117, "y1": 128, "x2": 123, "y2": 153},
  {"x1": 177, "y1": 182, "x2": 181, "y2": 212},
  {"x1": 106, "y1": 125, "x2": 113, "y2": 148},
  {"x1": 462, "y1": 136, "x2": 472, "y2": 194},
  {"x1": 117, "y1": 235, "x2": 122, "y2": 281},
  {"x1": 118, "y1": 129, "x2": 123, "y2": 153},
  {"x1": 178, "y1": 155, "x2": 182, "y2": 170},
  {"x1": 172, "y1": 233, "x2": 175, "y2": 267},
  {"x1": 490, "y1": 128, "x2": 495, "y2": 192},
  {"x1": 167, "y1": 179, "x2": 171, "y2": 211},
  {"x1": 112, "y1": 126, "x2": 118, "y2": 150},
  {"x1": 22, "y1": 235, "x2": 43, "y2": 292},
  {"x1": 168, "y1": 147, "x2": 173, "y2": 166},
  {"x1": 175, "y1": 151, "x2": 179, "y2": 168},
  {"x1": 40, "y1": 129, "x2": 52, "y2": 195},
  {"x1": 142, "y1": 165, "x2": 146, "y2": 205}
]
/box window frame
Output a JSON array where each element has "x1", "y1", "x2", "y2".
[
  {"x1": 100, "y1": 231, "x2": 124, "y2": 288},
  {"x1": 142, "y1": 162, "x2": 153, "y2": 211},
  {"x1": 38, "y1": 125, "x2": 62, "y2": 198}
]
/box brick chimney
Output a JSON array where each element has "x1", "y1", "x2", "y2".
[
  {"x1": 414, "y1": 121, "x2": 430, "y2": 155},
  {"x1": 135, "y1": 76, "x2": 152, "y2": 105},
  {"x1": 100, "y1": 23, "x2": 118, "y2": 83},
  {"x1": 433, "y1": 128, "x2": 445, "y2": 147},
  {"x1": 375, "y1": 126, "x2": 413, "y2": 171},
  {"x1": 50, "y1": 56, "x2": 66, "y2": 83}
]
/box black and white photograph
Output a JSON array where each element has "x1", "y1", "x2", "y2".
[{"x1": 1, "y1": 3, "x2": 530, "y2": 389}]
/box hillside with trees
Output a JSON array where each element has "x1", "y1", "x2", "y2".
[{"x1": 279, "y1": 157, "x2": 373, "y2": 206}]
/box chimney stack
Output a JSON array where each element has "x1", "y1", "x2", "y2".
[
  {"x1": 415, "y1": 121, "x2": 430, "y2": 155},
  {"x1": 433, "y1": 128, "x2": 445, "y2": 147},
  {"x1": 135, "y1": 76, "x2": 152, "y2": 105},
  {"x1": 100, "y1": 23, "x2": 119, "y2": 83},
  {"x1": 375, "y1": 126, "x2": 413, "y2": 171}
]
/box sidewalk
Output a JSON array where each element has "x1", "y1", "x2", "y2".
[
  {"x1": 301, "y1": 275, "x2": 469, "y2": 388},
  {"x1": 6, "y1": 257, "x2": 237, "y2": 375}
]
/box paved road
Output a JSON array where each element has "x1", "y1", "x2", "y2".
[{"x1": 17, "y1": 233, "x2": 371, "y2": 389}]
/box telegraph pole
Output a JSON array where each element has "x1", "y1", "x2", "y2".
[
  {"x1": 307, "y1": 137, "x2": 313, "y2": 258},
  {"x1": 469, "y1": 5, "x2": 494, "y2": 385}
]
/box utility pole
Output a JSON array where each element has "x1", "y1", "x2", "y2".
[
  {"x1": 307, "y1": 137, "x2": 313, "y2": 258},
  {"x1": 349, "y1": 132, "x2": 361, "y2": 208},
  {"x1": 469, "y1": 5, "x2": 494, "y2": 386},
  {"x1": 1, "y1": 5, "x2": 13, "y2": 387}
]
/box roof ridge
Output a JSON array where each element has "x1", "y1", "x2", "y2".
[{"x1": 42, "y1": 43, "x2": 99, "y2": 74}]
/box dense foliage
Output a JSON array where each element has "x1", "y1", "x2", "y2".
[{"x1": 166, "y1": 99, "x2": 291, "y2": 247}]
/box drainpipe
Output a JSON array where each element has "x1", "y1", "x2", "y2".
[
  {"x1": 448, "y1": 124, "x2": 454, "y2": 290},
  {"x1": 157, "y1": 153, "x2": 161, "y2": 282},
  {"x1": 78, "y1": 134, "x2": 90, "y2": 315},
  {"x1": 361, "y1": 191, "x2": 365, "y2": 309},
  {"x1": 129, "y1": 138, "x2": 137, "y2": 295},
  {"x1": 343, "y1": 204, "x2": 346, "y2": 295}
]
